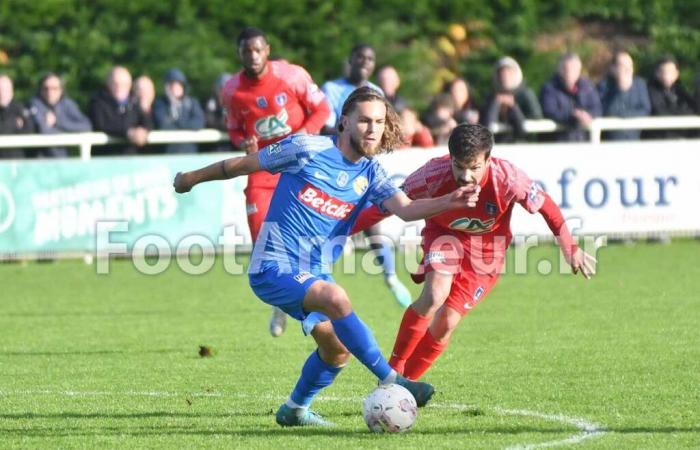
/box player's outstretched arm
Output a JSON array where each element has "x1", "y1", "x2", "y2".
[
  {"x1": 173, "y1": 153, "x2": 261, "y2": 193},
  {"x1": 382, "y1": 185, "x2": 480, "y2": 222},
  {"x1": 537, "y1": 193, "x2": 596, "y2": 279}
]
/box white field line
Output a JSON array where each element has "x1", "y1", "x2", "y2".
[{"x1": 0, "y1": 389, "x2": 608, "y2": 448}]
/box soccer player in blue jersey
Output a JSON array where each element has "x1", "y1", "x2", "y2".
[
  {"x1": 322, "y1": 44, "x2": 413, "y2": 309},
  {"x1": 173, "y1": 87, "x2": 479, "y2": 427}
]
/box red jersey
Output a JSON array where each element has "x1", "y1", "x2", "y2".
[
  {"x1": 402, "y1": 155, "x2": 546, "y2": 259},
  {"x1": 222, "y1": 60, "x2": 329, "y2": 189}
]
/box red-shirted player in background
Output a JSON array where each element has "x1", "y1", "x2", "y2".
[
  {"x1": 222, "y1": 27, "x2": 330, "y2": 337},
  {"x1": 352, "y1": 124, "x2": 596, "y2": 380}
]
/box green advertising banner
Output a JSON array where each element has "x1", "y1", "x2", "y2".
[{"x1": 0, "y1": 154, "x2": 250, "y2": 256}]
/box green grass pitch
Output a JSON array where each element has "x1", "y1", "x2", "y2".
[{"x1": 1, "y1": 241, "x2": 699, "y2": 449}]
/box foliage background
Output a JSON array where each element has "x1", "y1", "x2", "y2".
[{"x1": 1, "y1": 0, "x2": 698, "y2": 110}]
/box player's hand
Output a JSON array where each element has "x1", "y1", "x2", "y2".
[
  {"x1": 569, "y1": 248, "x2": 596, "y2": 279},
  {"x1": 173, "y1": 171, "x2": 193, "y2": 194},
  {"x1": 449, "y1": 185, "x2": 480, "y2": 208},
  {"x1": 240, "y1": 136, "x2": 258, "y2": 154}
]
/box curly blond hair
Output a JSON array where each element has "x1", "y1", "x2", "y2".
[{"x1": 339, "y1": 86, "x2": 403, "y2": 153}]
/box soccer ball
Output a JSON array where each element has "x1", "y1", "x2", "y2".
[{"x1": 362, "y1": 383, "x2": 418, "y2": 433}]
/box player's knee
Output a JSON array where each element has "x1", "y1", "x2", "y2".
[
  {"x1": 417, "y1": 285, "x2": 450, "y2": 313},
  {"x1": 323, "y1": 286, "x2": 352, "y2": 319}
]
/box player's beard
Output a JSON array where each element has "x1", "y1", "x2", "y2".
[{"x1": 350, "y1": 133, "x2": 380, "y2": 158}]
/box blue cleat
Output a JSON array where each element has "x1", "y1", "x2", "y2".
[
  {"x1": 395, "y1": 374, "x2": 435, "y2": 407},
  {"x1": 385, "y1": 275, "x2": 412, "y2": 309},
  {"x1": 275, "y1": 404, "x2": 335, "y2": 427}
]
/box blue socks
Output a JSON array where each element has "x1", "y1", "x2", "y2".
[
  {"x1": 331, "y1": 312, "x2": 393, "y2": 381},
  {"x1": 289, "y1": 350, "x2": 343, "y2": 408}
]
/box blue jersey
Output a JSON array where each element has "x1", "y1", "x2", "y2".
[
  {"x1": 251, "y1": 134, "x2": 399, "y2": 274},
  {"x1": 321, "y1": 78, "x2": 383, "y2": 128}
]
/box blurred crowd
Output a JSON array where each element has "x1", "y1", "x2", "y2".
[{"x1": 1, "y1": 48, "x2": 699, "y2": 158}]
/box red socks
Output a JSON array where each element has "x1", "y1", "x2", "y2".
[
  {"x1": 389, "y1": 307, "x2": 430, "y2": 373},
  {"x1": 403, "y1": 330, "x2": 448, "y2": 380}
]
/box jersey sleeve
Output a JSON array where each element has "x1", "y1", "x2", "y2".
[
  {"x1": 367, "y1": 161, "x2": 400, "y2": 209},
  {"x1": 502, "y1": 160, "x2": 546, "y2": 213},
  {"x1": 257, "y1": 137, "x2": 306, "y2": 174},
  {"x1": 401, "y1": 165, "x2": 431, "y2": 200}
]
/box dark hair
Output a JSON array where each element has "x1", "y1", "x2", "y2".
[
  {"x1": 338, "y1": 86, "x2": 403, "y2": 151},
  {"x1": 237, "y1": 27, "x2": 267, "y2": 47},
  {"x1": 38, "y1": 72, "x2": 64, "y2": 92},
  {"x1": 448, "y1": 124, "x2": 494, "y2": 162},
  {"x1": 350, "y1": 43, "x2": 373, "y2": 57},
  {"x1": 656, "y1": 54, "x2": 678, "y2": 69}
]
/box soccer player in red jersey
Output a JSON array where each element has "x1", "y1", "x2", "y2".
[
  {"x1": 221, "y1": 27, "x2": 330, "y2": 337},
  {"x1": 352, "y1": 124, "x2": 597, "y2": 380}
]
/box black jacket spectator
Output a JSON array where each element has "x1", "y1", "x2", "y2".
[
  {"x1": 646, "y1": 79, "x2": 695, "y2": 139},
  {"x1": 0, "y1": 74, "x2": 34, "y2": 158},
  {"x1": 88, "y1": 88, "x2": 153, "y2": 155}
]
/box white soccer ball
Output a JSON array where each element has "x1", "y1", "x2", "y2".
[{"x1": 362, "y1": 383, "x2": 418, "y2": 433}]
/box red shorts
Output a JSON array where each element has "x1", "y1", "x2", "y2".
[
  {"x1": 413, "y1": 228, "x2": 504, "y2": 316},
  {"x1": 244, "y1": 187, "x2": 275, "y2": 242}
]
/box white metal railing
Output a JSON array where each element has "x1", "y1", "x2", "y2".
[
  {"x1": 0, "y1": 129, "x2": 229, "y2": 160},
  {"x1": 1, "y1": 116, "x2": 699, "y2": 159}
]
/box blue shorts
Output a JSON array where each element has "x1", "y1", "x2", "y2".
[{"x1": 249, "y1": 262, "x2": 333, "y2": 335}]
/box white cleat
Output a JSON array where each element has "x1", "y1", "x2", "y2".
[{"x1": 269, "y1": 307, "x2": 287, "y2": 337}]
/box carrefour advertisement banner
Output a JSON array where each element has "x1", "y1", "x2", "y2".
[
  {"x1": 376, "y1": 140, "x2": 700, "y2": 240},
  {"x1": 0, "y1": 139, "x2": 699, "y2": 256},
  {"x1": 0, "y1": 155, "x2": 250, "y2": 255}
]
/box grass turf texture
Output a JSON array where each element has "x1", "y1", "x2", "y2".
[{"x1": 1, "y1": 241, "x2": 699, "y2": 449}]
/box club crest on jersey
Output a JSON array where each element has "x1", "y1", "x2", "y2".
[
  {"x1": 486, "y1": 202, "x2": 498, "y2": 216},
  {"x1": 275, "y1": 93, "x2": 287, "y2": 106},
  {"x1": 448, "y1": 217, "x2": 496, "y2": 233},
  {"x1": 336, "y1": 171, "x2": 349, "y2": 187},
  {"x1": 297, "y1": 183, "x2": 355, "y2": 220},
  {"x1": 266, "y1": 142, "x2": 282, "y2": 155},
  {"x1": 529, "y1": 182, "x2": 541, "y2": 201},
  {"x1": 256, "y1": 96, "x2": 268, "y2": 108},
  {"x1": 473, "y1": 286, "x2": 485, "y2": 301},
  {"x1": 353, "y1": 176, "x2": 369, "y2": 195}
]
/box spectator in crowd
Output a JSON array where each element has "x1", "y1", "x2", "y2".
[
  {"x1": 28, "y1": 72, "x2": 92, "y2": 157},
  {"x1": 134, "y1": 75, "x2": 156, "y2": 121},
  {"x1": 481, "y1": 56, "x2": 542, "y2": 142},
  {"x1": 0, "y1": 74, "x2": 34, "y2": 158},
  {"x1": 321, "y1": 43, "x2": 413, "y2": 307},
  {"x1": 597, "y1": 50, "x2": 651, "y2": 140},
  {"x1": 398, "y1": 106, "x2": 434, "y2": 148},
  {"x1": 204, "y1": 73, "x2": 232, "y2": 131},
  {"x1": 321, "y1": 44, "x2": 382, "y2": 134},
  {"x1": 445, "y1": 77, "x2": 479, "y2": 125},
  {"x1": 646, "y1": 56, "x2": 696, "y2": 139},
  {"x1": 422, "y1": 92, "x2": 457, "y2": 145},
  {"x1": 202, "y1": 72, "x2": 233, "y2": 152},
  {"x1": 88, "y1": 66, "x2": 152, "y2": 155},
  {"x1": 540, "y1": 52, "x2": 602, "y2": 141},
  {"x1": 376, "y1": 65, "x2": 407, "y2": 111},
  {"x1": 153, "y1": 68, "x2": 205, "y2": 153}
]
